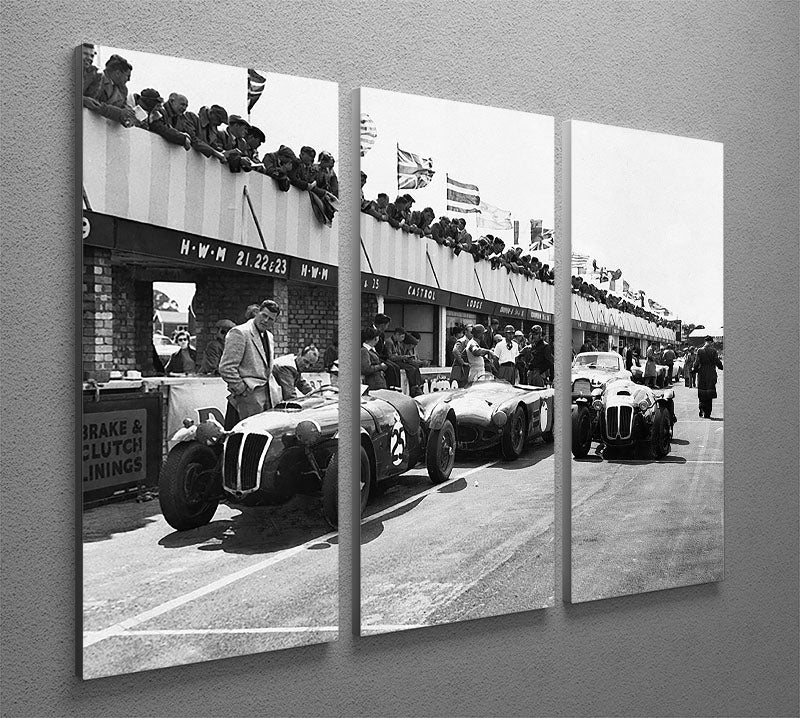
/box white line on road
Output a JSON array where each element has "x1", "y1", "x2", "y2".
[
  {"x1": 84, "y1": 527, "x2": 339, "y2": 647},
  {"x1": 85, "y1": 461, "x2": 499, "y2": 647}
]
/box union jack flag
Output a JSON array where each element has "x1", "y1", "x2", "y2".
[
  {"x1": 530, "y1": 229, "x2": 554, "y2": 252},
  {"x1": 247, "y1": 68, "x2": 266, "y2": 112},
  {"x1": 397, "y1": 145, "x2": 435, "y2": 189}
]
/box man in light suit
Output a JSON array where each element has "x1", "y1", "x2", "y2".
[{"x1": 219, "y1": 299, "x2": 280, "y2": 428}]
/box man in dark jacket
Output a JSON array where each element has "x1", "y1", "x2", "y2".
[
  {"x1": 692, "y1": 336, "x2": 723, "y2": 418},
  {"x1": 161, "y1": 93, "x2": 199, "y2": 138},
  {"x1": 133, "y1": 88, "x2": 192, "y2": 149},
  {"x1": 527, "y1": 325, "x2": 553, "y2": 386},
  {"x1": 261, "y1": 145, "x2": 296, "y2": 190},
  {"x1": 193, "y1": 105, "x2": 229, "y2": 160}
]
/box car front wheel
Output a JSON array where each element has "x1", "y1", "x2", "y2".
[
  {"x1": 500, "y1": 406, "x2": 527, "y2": 460},
  {"x1": 426, "y1": 419, "x2": 456, "y2": 484},
  {"x1": 159, "y1": 442, "x2": 220, "y2": 531},
  {"x1": 571, "y1": 405, "x2": 592, "y2": 458},
  {"x1": 650, "y1": 407, "x2": 672, "y2": 458}
]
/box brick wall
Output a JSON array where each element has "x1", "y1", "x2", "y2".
[
  {"x1": 192, "y1": 271, "x2": 281, "y2": 358},
  {"x1": 111, "y1": 264, "x2": 154, "y2": 373},
  {"x1": 82, "y1": 246, "x2": 114, "y2": 380},
  {"x1": 287, "y1": 282, "x2": 337, "y2": 370},
  {"x1": 361, "y1": 292, "x2": 378, "y2": 327}
]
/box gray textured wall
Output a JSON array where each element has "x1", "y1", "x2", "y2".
[{"x1": 1, "y1": 2, "x2": 798, "y2": 716}]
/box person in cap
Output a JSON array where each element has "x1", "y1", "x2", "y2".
[
  {"x1": 133, "y1": 88, "x2": 192, "y2": 149},
  {"x1": 83, "y1": 53, "x2": 137, "y2": 127},
  {"x1": 493, "y1": 324, "x2": 521, "y2": 383},
  {"x1": 262, "y1": 145, "x2": 296, "y2": 191},
  {"x1": 692, "y1": 336, "x2": 723, "y2": 418},
  {"x1": 386, "y1": 195, "x2": 413, "y2": 230},
  {"x1": 527, "y1": 325, "x2": 553, "y2": 387},
  {"x1": 199, "y1": 319, "x2": 235, "y2": 375},
  {"x1": 193, "y1": 104, "x2": 229, "y2": 159},
  {"x1": 466, "y1": 324, "x2": 494, "y2": 383},
  {"x1": 385, "y1": 327, "x2": 424, "y2": 397},
  {"x1": 244, "y1": 125, "x2": 266, "y2": 167},
  {"x1": 289, "y1": 145, "x2": 318, "y2": 191},
  {"x1": 223, "y1": 114, "x2": 252, "y2": 171}
]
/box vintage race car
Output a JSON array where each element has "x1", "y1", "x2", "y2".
[
  {"x1": 159, "y1": 386, "x2": 451, "y2": 531},
  {"x1": 571, "y1": 378, "x2": 674, "y2": 459},
  {"x1": 571, "y1": 352, "x2": 631, "y2": 399},
  {"x1": 630, "y1": 361, "x2": 668, "y2": 387},
  {"x1": 414, "y1": 373, "x2": 555, "y2": 472}
]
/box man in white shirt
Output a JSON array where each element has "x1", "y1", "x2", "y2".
[{"x1": 493, "y1": 324, "x2": 520, "y2": 383}]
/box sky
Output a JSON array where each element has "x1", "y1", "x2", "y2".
[
  {"x1": 570, "y1": 120, "x2": 724, "y2": 328},
  {"x1": 360, "y1": 87, "x2": 554, "y2": 250},
  {"x1": 94, "y1": 45, "x2": 338, "y2": 159},
  {"x1": 94, "y1": 46, "x2": 338, "y2": 314}
]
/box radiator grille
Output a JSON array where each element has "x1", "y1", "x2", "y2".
[
  {"x1": 605, "y1": 406, "x2": 633, "y2": 439},
  {"x1": 223, "y1": 433, "x2": 271, "y2": 493}
]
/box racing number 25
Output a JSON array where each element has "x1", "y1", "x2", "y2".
[{"x1": 389, "y1": 412, "x2": 406, "y2": 466}]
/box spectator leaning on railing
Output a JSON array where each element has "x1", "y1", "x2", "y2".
[
  {"x1": 83, "y1": 53, "x2": 137, "y2": 128},
  {"x1": 132, "y1": 88, "x2": 192, "y2": 149}
]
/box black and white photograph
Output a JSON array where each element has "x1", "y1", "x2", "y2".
[
  {"x1": 80, "y1": 45, "x2": 339, "y2": 677},
  {"x1": 359, "y1": 87, "x2": 556, "y2": 633},
  {"x1": 566, "y1": 120, "x2": 724, "y2": 602}
]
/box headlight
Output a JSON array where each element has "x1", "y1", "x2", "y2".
[
  {"x1": 492, "y1": 412, "x2": 508, "y2": 427},
  {"x1": 592, "y1": 400, "x2": 604, "y2": 411},
  {"x1": 638, "y1": 400, "x2": 650, "y2": 411},
  {"x1": 295, "y1": 420, "x2": 322, "y2": 446}
]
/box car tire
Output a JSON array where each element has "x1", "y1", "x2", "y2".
[
  {"x1": 159, "y1": 442, "x2": 219, "y2": 531},
  {"x1": 323, "y1": 446, "x2": 370, "y2": 528},
  {"x1": 571, "y1": 405, "x2": 592, "y2": 458},
  {"x1": 650, "y1": 407, "x2": 672, "y2": 458},
  {"x1": 500, "y1": 406, "x2": 527, "y2": 460},
  {"x1": 426, "y1": 419, "x2": 456, "y2": 484}
]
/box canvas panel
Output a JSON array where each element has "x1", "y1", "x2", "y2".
[
  {"x1": 358, "y1": 88, "x2": 556, "y2": 634},
  {"x1": 565, "y1": 119, "x2": 724, "y2": 603},
  {"x1": 79, "y1": 44, "x2": 339, "y2": 678}
]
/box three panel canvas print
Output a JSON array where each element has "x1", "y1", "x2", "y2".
[
  {"x1": 80, "y1": 45, "x2": 340, "y2": 677},
  {"x1": 358, "y1": 88, "x2": 556, "y2": 633},
  {"x1": 78, "y1": 44, "x2": 723, "y2": 678}
]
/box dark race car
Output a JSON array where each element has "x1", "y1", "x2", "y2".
[
  {"x1": 571, "y1": 378, "x2": 675, "y2": 459},
  {"x1": 159, "y1": 386, "x2": 451, "y2": 531},
  {"x1": 414, "y1": 373, "x2": 555, "y2": 473}
]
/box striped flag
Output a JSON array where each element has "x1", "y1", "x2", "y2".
[
  {"x1": 446, "y1": 175, "x2": 480, "y2": 213},
  {"x1": 397, "y1": 145, "x2": 434, "y2": 189},
  {"x1": 247, "y1": 69, "x2": 266, "y2": 112},
  {"x1": 360, "y1": 113, "x2": 377, "y2": 157},
  {"x1": 476, "y1": 200, "x2": 513, "y2": 230},
  {"x1": 571, "y1": 251, "x2": 590, "y2": 273}
]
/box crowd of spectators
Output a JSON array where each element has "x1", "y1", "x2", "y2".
[
  {"x1": 570, "y1": 275, "x2": 681, "y2": 331},
  {"x1": 360, "y1": 173, "x2": 554, "y2": 284},
  {"x1": 82, "y1": 46, "x2": 338, "y2": 225}
]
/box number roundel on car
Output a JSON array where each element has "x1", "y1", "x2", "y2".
[
  {"x1": 389, "y1": 411, "x2": 406, "y2": 466},
  {"x1": 539, "y1": 399, "x2": 549, "y2": 433}
]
